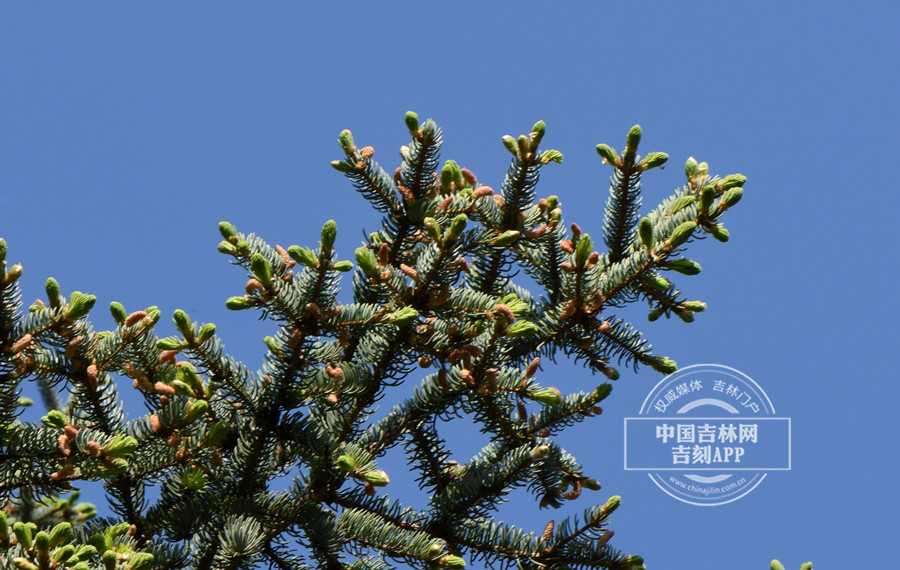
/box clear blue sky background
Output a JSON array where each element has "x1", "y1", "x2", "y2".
[{"x1": 2, "y1": 3, "x2": 897, "y2": 569}]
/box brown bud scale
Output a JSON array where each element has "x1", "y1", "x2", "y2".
[
  {"x1": 525, "y1": 357, "x2": 541, "y2": 378},
  {"x1": 542, "y1": 520, "x2": 555, "y2": 541},
  {"x1": 11, "y1": 334, "x2": 33, "y2": 353},
  {"x1": 125, "y1": 311, "x2": 147, "y2": 327},
  {"x1": 275, "y1": 245, "x2": 294, "y2": 267},
  {"x1": 399, "y1": 264, "x2": 419, "y2": 281}
]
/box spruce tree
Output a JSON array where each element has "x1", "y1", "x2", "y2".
[{"x1": 0, "y1": 112, "x2": 792, "y2": 569}]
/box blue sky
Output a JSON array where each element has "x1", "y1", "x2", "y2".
[{"x1": 2, "y1": 2, "x2": 898, "y2": 569}]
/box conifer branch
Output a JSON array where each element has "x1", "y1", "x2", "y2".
[{"x1": 0, "y1": 116, "x2": 761, "y2": 570}]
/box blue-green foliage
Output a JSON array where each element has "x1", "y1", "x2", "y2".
[{"x1": 0, "y1": 114, "x2": 752, "y2": 569}]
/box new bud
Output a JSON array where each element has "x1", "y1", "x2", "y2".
[
  {"x1": 700, "y1": 185, "x2": 716, "y2": 212},
  {"x1": 697, "y1": 161, "x2": 709, "y2": 178},
  {"x1": 770, "y1": 562, "x2": 785, "y2": 570},
  {"x1": 441, "y1": 555, "x2": 466, "y2": 569},
  {"x1": 34, "y1": 530, "x2": 51, "y2": 552},
  {"x1": 2, "y1": 264, "x2": 22, "y2": 287},
  {"x1": 638, "y1": 217, "x2": 654, "y2": 249},
  {"x1": 595, "y1": 144, "x2": 619, "y2": 165},
  {"x1": 13, "y1": 522, "x2": 34, "y2": 550},
  {"x1": 516, "y1": 135, "x2": 530, "y2": 160},
  {"x1": 548, "y1": 209, "x2": 561, "y2": 227},
  {"x1": 288, "y1": 246, "x2": 318, "y2": 269},
  {"x1": 331, "y1": 260, "x2": 354, "y2": 272},
  {"x1": 505, "y1": 320, "x2": 540, "y2": 337},
  {"x1": 263, "y1": 336, "x2": 281, "y2": 355},
  {"x1": 667, "y1": 221, "x2": 696, "y2": 249},
  {"x1": 530, "y1": 445, "x2": 551, "y2": 460},
  {"x1": 531, "y1": 120, "x2": 546, "y2": 144},
  {"x1": 156, "y1": 337, "x2": 183, "y2": 351},
  {"x1": 426, "y1": 542, "x2": 444, "y2": 561},
  {"x1": 91, "y1": 533, "x2": 111, "y2": 553},
  {"x1": 717, "y1": 173, "x2": 747, "y2": 191},
  {"x1": 710, "y1": 224, "x2": 730, "y2": 242},
  {"x1": 640, "y1": 151, "x2": 668, "y2": 170},
  {"x1": 74, "y1": 545, "x2": 98, "y2": 562},
  {"x1": 45, "y1": 277, "x2": 61, "y2": 306},
  {"x1": 331, "y1": 160, "x2": 353, "y2": 173},
  {"x1": 404, "y1": 111, "x2": 419, "y2": 134},
  {"x1": 668, "y1": 195, "x2": 695, "y2": 215},
  {"x1": 682, "y1": 301, "x2": 707, "y2": 312},
  {"x1": 182, "y1": 400, "x2": 209, "y2": 425},
  {"x1": 41, "y1": 411, "x2": 67, "y2": 429},
  {"x1": 647, "y1": 275, "x2": 670, "y2": 291},
  {"x1": 720, "y1": 187, "x2": 743, "y2": 209},
  {"x1": 490, "y1": 230, "x2": 521, "y2": 247},
  {"x1": 594, "y1": 383, "x2": 612, "y2": 401},
  {"x1": 685, "y1": 156, "x2": 699, "y2": 180},
  {"x1": 574, "y1": 234, "x2": 593, "y2": 268},
  {"x1": 65, "y1": 292, "x2": 96, "y2": 321},
  {"x1": 501, "y1": 135, "x2": 518, "y2": 156},
  {"x1": 206, "y1": 422, "x2": 231, "y2": 445},
  {"x1": 440, "y1": 160, "x2": 464, "y2": 192},
  {"x1": 321, "y1": 220, "x2": 338, "y2": 251},
  {"x1": 145, "y1": 306, "x2": 161, "y2": 325},
  {"x1": 528, "y1": 387, "x2": 562, "y2": 406},
  {"x1": 126, "y1": 553, "x2": 156, "y2": 570},
  {"x1": 446, "y1": 214, "x2": 468, "y2": 242},
  {"x1": 172, "y1": 309, "x2": 191, "y2": 333},
  {"x1": 104, "y1": 435, "x2": 139, "y2": 459},
  {"x1": 337, "y1": 130, "x2": 356, "y2": 153},
  {"x1": 390, "y1": 307, "x2": 419, "y2": 326},
  {"x1": 226, "y1": 296, "x2": 253, "y2": 310},
  {"x1": 355, "y1": 247, "x2": 378, "y2": 274},
  {"x1": 601, "y1": 495, "x2": 621, "y2": 516},
  {"x1": 53, "y1": 545, "x2": 75, "y2": 565},
  {"x1": 250, "y1": 254, "x2": 273, "y2": 288},
  {"x1": 539, "y1": 149, "x2": 564, "y2": 164},
  {"x1": 49, "y1": 523, "x2": 73, "y2": 548},
  {"x1": 335, "y1": 454, "x2": 356, "y2": 472},
  {"x1": 423, "y1": 218, "x2": 442, "y2": 243},
  {"x1": 218, "y1": 241, "x2": 237, "y2": 255},
  {"x1": 625, "y1": 125, "x2": 642, "y2": 154},
  {"x1": 362, "y1": 469, "x2": 390, "y2": 486},
  {"x1": 650, "y1": 357, "x2": 678, "y2": 374},
  {"x1": 218, "y1": 221, "x2": 237, "y2": 241},
  {"x1": 0, "y1": 238, "x2": 5, "y2": 263},
  {"x1": 666, "y1": 259, "x2": 702, "y2": 275},
  {"x1": 109, "y1": 302, "x2": 127, "y2": 324},
  {"x1": 197, "y1": 323, "x2": 216, "y2": 343}
]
